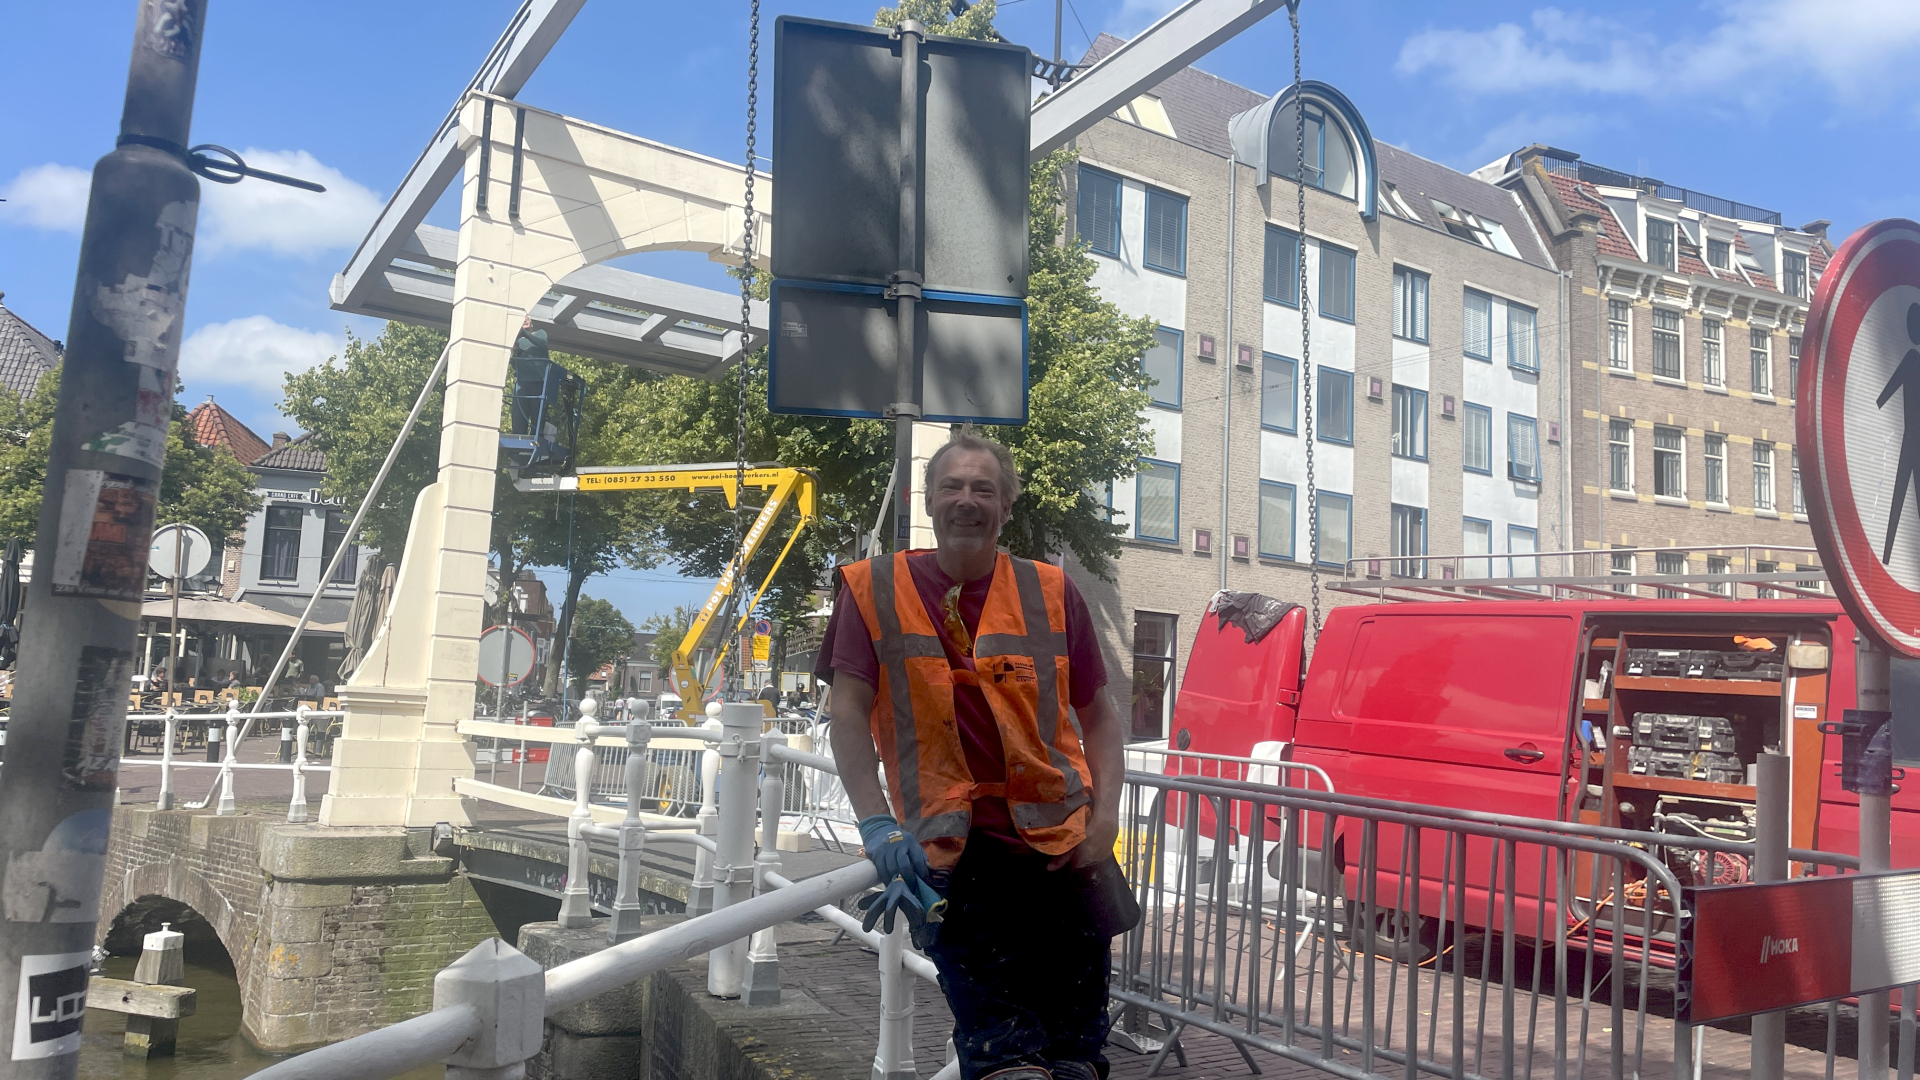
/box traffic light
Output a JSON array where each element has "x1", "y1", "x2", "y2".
[{"x1": 501, "y1": 327, "x2": 585, "y2": 476}]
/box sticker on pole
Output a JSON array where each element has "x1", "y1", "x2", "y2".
[
  {"x1": 1801, "y1": 218, "x2": 1920, "y2": 657},
  {"x1": 10, "y1": 951, "x2": 91, "y2": 1060}
]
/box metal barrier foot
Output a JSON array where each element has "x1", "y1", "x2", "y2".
[{"x1": 1107, "y1": 1027, "x2": 1165, "y2": 1055}]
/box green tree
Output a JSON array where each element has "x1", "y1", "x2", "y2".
[
  {"x1": 640, "y1": 604, "x2": 700, "y2": 671},
  {"x1": 0, "y1": 366, "x2": 260, "y2": 546},
  {"x1": 564, "y1": 595, "x2": 636, "y2": 693}
]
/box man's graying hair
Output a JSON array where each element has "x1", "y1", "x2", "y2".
[{"x1": 924, "y1": 429, "x2": 1023, "y2": 505}]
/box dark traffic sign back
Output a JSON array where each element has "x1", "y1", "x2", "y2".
[{"x1": 1801, "y1": 219, "x2": 1920, "y2": 658}]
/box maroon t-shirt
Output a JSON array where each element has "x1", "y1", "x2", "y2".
[{"x1": 815, "y1": 552, "x2": 1107, "y2": 848}]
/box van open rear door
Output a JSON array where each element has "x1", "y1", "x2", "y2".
[{"x1": 1169, "y1": 592, "x2": 1307, "y2": 767}]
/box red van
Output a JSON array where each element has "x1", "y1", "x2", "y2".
[{"x1": 1164, "y1": 573, "x2": 1920, "y2": 952}]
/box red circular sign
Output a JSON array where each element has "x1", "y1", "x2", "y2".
[{"x1": 1801, "y1": 218, "x2": 1920, "y2": 657}]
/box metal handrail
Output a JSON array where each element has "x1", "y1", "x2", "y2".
[
  {"x1": 116, "y1": 705, "x2": 333, "y2": 820},
  {"x1": 1334, "y1": 543, "x2": 1829, "y2": 602}
]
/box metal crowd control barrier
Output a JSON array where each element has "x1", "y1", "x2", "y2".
[
  {"x1": 1109, "y1": 769, "x2": 1891, "y2": 1080},
  {"x1": 115, "y1": 705, "x2": 335, "y2": 822}
]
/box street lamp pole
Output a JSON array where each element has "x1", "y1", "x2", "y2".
[{"x1": 0, "y1": 2, "x2": 207, "y2": 1074}]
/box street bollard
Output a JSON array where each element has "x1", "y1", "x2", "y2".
[
  {"x1": 157, "y1": 709, "x2": 177, "y2": 811},
  {"x1": 287, "y1": 706, "x2": 311, "y2": 824},
  {"x1": 216, "y1": 702, "x2": 240, "y2": 816},
  {"x1": 279, "y1": 724, "x2": 294, "y2": 763},
  {"x1": 124, "y1": 923, "x2": 186, "y2": 1058},
  {"x1": 205, "y1": 718, "x2": 221, "y2": 763},
  {"x1": 435, "y1": 938, "x2": 545, "y2": 1080},
  {"x1": 688, "y1": 703, "x2": 724, "y2": 918},
  {"x1": 707, "y1": 701, "x2": 763, "y2": 999},
  {"x1": 558, "y1": 698, "x2": 601, "y2": 929},
  {"x1": 609, "y1": 718, "x2": 652, "y2": 943},
  {"x1": 745, "y1": 731, "x2": 786, "y2": 1006}
]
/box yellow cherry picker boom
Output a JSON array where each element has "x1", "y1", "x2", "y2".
[{"x1": 516, "y1": 463, "x2": 819, "y2": 713}]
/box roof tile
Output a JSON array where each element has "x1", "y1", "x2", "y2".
[
  {"x1": 187, "y1": 400, "x2": 272, "y2": 464},
  {"x1": 252, "y1": 431, "x2": 326, "y2": 473},
  {"x1": 0, "y1": 297, "x2": 60, "y2": 400}
]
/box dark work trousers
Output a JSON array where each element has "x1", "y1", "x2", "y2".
[{"x1": 924, "y1": 831, "x2": 1113, "y2": 1080}]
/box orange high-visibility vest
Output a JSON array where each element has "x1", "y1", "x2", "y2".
[{"x1": 841, "y1": 550, "x2": 1092, "y2": 869}]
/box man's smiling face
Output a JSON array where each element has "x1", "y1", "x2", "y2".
[{"x1": 927, "y1": 448, "x2": 1011, "y2": 558}]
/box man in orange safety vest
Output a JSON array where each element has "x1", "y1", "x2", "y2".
[{"x1": 821, "y1": 431, "x2": 1127, "y2": 1080}]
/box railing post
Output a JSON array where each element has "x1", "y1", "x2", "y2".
[
  {"x1": 745, "y1": 731, "x2": 786, "y2": 1006},
  {"x1": 559, "y1": 697, "x2": 600, "y2": 929},
  {"x1": 610, "y1": 718, "x2": 651, "y2": 943},
  {"x1": 287, "y1": 705, "x2": 311, "y2": 823},
  {"x1": 436, "y1": 938, "x2": 545, "y2": 1079},
  {"x1": 157, "y1": 708, "x2": 176, "y2": 811},
  {"x1": 707, "y1": 701, "x2": 763, "y2": 998},
  {"x1": 689, "y1": 702, "x2": 724, "y2": 918},
  {"x1": 872, "y1": 918, "x2": 917, "y2": 1080},
  {"x1": 216, "y1": 700, "x2": 240, "y2": 816}
]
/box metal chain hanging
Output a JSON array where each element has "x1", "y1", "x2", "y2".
[
  {"x1": 724, "y1": 0, "x2": 762, "y2": 698},
  {"x1": 1289, "y1": 0, "x2": 1320, "y2": 639}
]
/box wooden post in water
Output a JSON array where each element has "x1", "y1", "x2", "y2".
[{"x1": 123, "y1": 924, "x2": 184, "y2": 1057}]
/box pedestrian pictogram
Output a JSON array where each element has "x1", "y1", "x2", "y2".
[{"x1": 1801, "y1": 218, "x2": 1920, "y2": 657}]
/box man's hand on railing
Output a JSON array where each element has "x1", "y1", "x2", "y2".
[{"x1": 858, "y1": 813, "x2": 929, "y2": 883}]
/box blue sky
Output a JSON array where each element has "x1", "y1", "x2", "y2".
[{"x1": 6, "y1": 0, "x2": 1920, "y2": 623}]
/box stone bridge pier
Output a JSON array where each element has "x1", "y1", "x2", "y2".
[{"x1": 95, "y1": 805, "x2": 499, "y2": 1051}]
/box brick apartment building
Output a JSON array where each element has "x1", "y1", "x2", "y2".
[
  {"x1": 1486, "y1": 145, "x2": 1831, "y2": 583},
  {"x1": 1063, "y1": 37, "x2": 1569, "y2": 740}
]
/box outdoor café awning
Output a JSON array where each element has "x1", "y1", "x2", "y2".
[{"x1": 140, "y1": 597, "x2": 346, "y2": 635}]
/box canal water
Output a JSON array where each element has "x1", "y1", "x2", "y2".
[{"x1": 77, "y1": 954, "x2": 442, "y2": 1080}]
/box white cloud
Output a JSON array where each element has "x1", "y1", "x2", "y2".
[
  {"x1": 180, "y1": 316, "x2": 342, "y2": 396},
  {"x1": 198, "y1": 149, "x2": 383, "y2": 256},
  {"x1": 1399, "y1": 1, "x2": 1920, "y2": 105},
  {"x1": 0, "y1": 164, "x2": 91, "y2": 231}
]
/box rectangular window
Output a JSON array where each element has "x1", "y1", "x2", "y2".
[
  {"x1": 1508, "y1": 303, "x2": 1539, "y2": 372},
  {"x1": 1319, "y1": 243, "x2": 1355, "y2": 322},
  {"x1": 1390, "y1": 505, "x2": 1427, "y2": 578},
  {"x1": 1655, "y1": 551, "x2": 1688, "y2": 600},
  {"x1": 1463, "y1": 403, "x2": 1492, "y2": 473},
  {"x1": 1393, "y1": 267, "x2": 1429, "y2": 342},
  {"x1": 1609, "y1": 419, "x2": 1633, "y2": 492},
  {"x1": 1607, "y1": 300, "x2": 1632, "y2": 370},
  {"x1": 1263, "y1": 225, "x2": 1300, "y2": 306},
  {"x1": 1464, "y1": 289, "x2": 1493, "y2": 360},
  {"x1": 1507, "y1": 414, "x2": 1540, "y2": 482},
  {"x1": 1076, "y1": 167, "x2": 1122, "y2": 257},
  {"x1": 1789, "y1": 336, "x2": 1802, "y2": 401},
  {"x1": 1793, "y1": 448, "x2": 1805, "y2": 516},
  {"x1": 637, "y1": 673, "x2": 652, "y2": 693},
  {"x1": 1391, "y1": 385, "x2": 1428, "y2": 460},
  {"x1": 261, "y1": 506, "x2": 303, "y2": 581},
  {"x1": 1708, "y1": 554, "x2": 1732, "y2": 597},
  {"x1": 1315, "y1": 491, "x2": 1352, "y2": 567},
  {"x1": 1647, "y1": 217, "x2": 1676, "y2": 270},
  {"x1": 1702, "y1": 317, "x2": 1724, "y2": 388},
  {"x1": 1261, "y1": 354, "x2": 1296, "y2": 432},
  {"x1": 1651, "y1": 308, "x2": 1682, "y2": 380},
  {"x1": 1462, "y1": 518, "x2": 1492, "y2": 579},
  {"x1": 1143, "y1": 326, "x2": 1182, "y2": 408},
  {"x1": 1144, "y1": 187, "x2": 1188, "y2": 275},
  {"x1": 1135, "y1": 459, "x2": 1180, "y2": 542},
  {"x1": 1611, "y1": 547, "x2": 1635, "y2": 594},
  {"x1": 1653, "y1": 426, "x2": 1684, "y2": 498},
  {"x1": 1783, "y1": 251, "x2": 1808, "y2": 299},
  {"x1": 1753, "y1": 442, "x2": 1775, "y2": 510},
  {"x1": 321, "y1": 509, "x2": 357, "y2": 585},
  {"x1": 1507, "y1": 525, "x2": 1538, "y2": 579},
  {"x1": 1317, "y1": 367, "x2": 1353, "y2": 444},
  {"x1": 1756, "y1": 559, "x2": 1778, "y2": 600},
  {"x1": 1705, "y1": 433, "x2": 1726, "y2": 504},
  {"x1": 1258, "y1": 480, "x2": 1295, "y2": 559},
  {"x1": 1751, "y1": 328, "x2": 1773, "y2": 396},
  {"x1": 1707, "y1": 238, "x2": 1731, "y2": 270},
  {"x1": 1131, "y1": 612, "x2": 1177, "y2": 741}
]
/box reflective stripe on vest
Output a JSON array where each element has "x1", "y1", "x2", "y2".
[{"x1": 844, "y1": 551, "x2": 1091, "y2": 863}]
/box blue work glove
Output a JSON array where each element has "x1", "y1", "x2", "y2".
[
  {"x1": 858, "y1": 875, "x2": 926, "y2": 935},
  {"x1": 858, "y1": 813, "x2": 930, "y2": 886}
]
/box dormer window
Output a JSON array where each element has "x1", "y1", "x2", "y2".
[
  {"x1": 1782, "y1": 251, "x2": 1808, "y2": 299},
  {"x1": 1273, "y1": 102, "x2": 1356, "y2": 200},
  {"x1": 1646, "y1": 218, "x2": 1676, "y2": 270},
  {"x1": 1707, "y1": 238, "x2": 1731, "y2": 270}
]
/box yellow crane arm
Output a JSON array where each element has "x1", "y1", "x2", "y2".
[{"x1": 523, "y1": 464, "x2": 818, "y2": 712}]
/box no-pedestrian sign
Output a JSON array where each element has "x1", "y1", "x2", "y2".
[{"x1": 1802, "y1": 218, "x2": 1920, "y2": 657}]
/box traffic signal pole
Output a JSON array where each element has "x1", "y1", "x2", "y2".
[
  {"x1": 1858, "y1": 637, "x2": 1893, "y2": 1079},
  {"x1": 0, "y1": 1, "x2": 206, "y2": 1073},
  {"x1": 888, "y1": 20, "x2": 925, "y2": 551}
]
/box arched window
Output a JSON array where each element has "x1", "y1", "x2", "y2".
[{"x1": 1269, "y1": 101, "x2": 1358, "y2": 200}]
